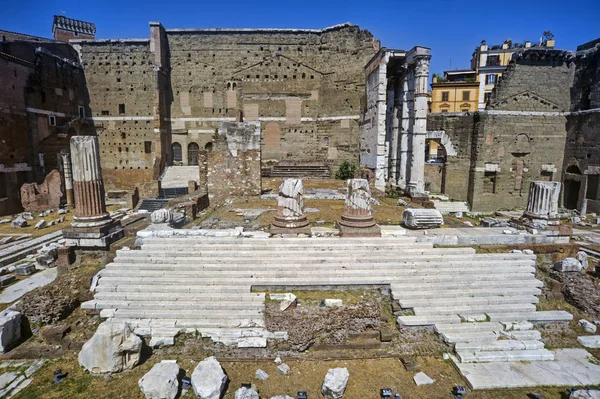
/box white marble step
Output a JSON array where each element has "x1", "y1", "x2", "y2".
[
  {"x1": 100, "y1": 265, "x2": 535, "y2": 278},
  {"x1": 393, "y1": 287, "x2": 542, "y2": 300},
  {"x1": 392, "y1": 279, "x2": 543, "y2": 291},
  {"x1": 414, "y1": 304, "x2": 537, "y2": 316},
  {"x1": 456, "y1": 349, "x2": 555, "y2": 363},
  {"x1": 141, "y1": 236, "x2": 420, "y2": 244},
  {"x1": 397, "y1": 315, "x2": 462, "y2": 326},
  {"x1": 94, "y1": 284, "x2": 247, "y2": 293},
  {"x1": 401, "y1": 295, "x2": 539, "y2": 309},
  {"x1": 82, "y1": 300, "x2": 264, "y2": 311},
  {"x1": 441, "y1": 331, "x2": 500, "y2": 343},
  {"x1": 455, "y1": 340, "x2": 544, "y2": 352},
  {"x1": 125, "y1": 318, "x2": 265, "y2": 330},
  {"x1": 434, "y1": 322, "x2": 505, "y2": 334},
  {"x1": 500, "y1": 330, "x2": 542, "y2": 340},
  {"x1": 487, "y1": 310, "x2": 573, "y2": 322},
  {"x1": 107, "y1": 260, "x2": 535, "y2": 271},
  {"x1": 105, "y1": 308, "x2": 263, "y2": 320},
  {"x1": 93, "y1": 292, "x2": 264, "y2": 301}
]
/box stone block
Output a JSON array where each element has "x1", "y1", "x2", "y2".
[
  {"x1": 402, "y1": 208, "x2": 444, "y2": 229},
  {"x1": 321, "y1": 368, "x2": 349, "y2": 399},
  {"x1": 191, "y1": 356, "x2": 227, "y2": 399},
  {"x1": 138, "y1": 361, "x2": 180, "y2": 399},
  {"x1": 15, "y1": 264, "x2": 35, "y2": 276},
  {"x1": 40, "y1": 324, "x2": 71, "y2": 345},
  {"x1": 554, "y1": 258, "x2": 582, "y2": 272},
  {"x1": 0, "y1": 311, "x2": 21, "y2": 353}
]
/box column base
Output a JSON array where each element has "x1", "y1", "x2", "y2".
[
  {"x1": 270, "y1": 215, "x2": 311, "y2": 235},
  {"x1": 63, "y1": 218, "x2": 123, "y2": 250},
  {"x1": 336, "y1": 214, "x2": 381, "y2": 237}
]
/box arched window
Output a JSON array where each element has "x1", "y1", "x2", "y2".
[
  {"x1": 205, "y1": 142, "x2": 213, "y2": 152},
  {"x1": 188, "y1": 142, "x2": 200, "y2": 165},
  {"x1": 172, "y1": 142, "x2": 182, "y2": 162}
]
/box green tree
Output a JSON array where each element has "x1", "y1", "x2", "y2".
[{"x1": 335, "y1": 161, "x2": 357, "y2": 180}]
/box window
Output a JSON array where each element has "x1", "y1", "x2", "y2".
[
  {"x1": 587, "y1": 175, "x2": 599, "y2": 200},
  {"x1": 441, "y1": 91, "x2": 449, "y2": 101},
  {"x1": 144, "y1": 141, "x2": 152, "y2": 154},
  {"x1": 48, "y1": 115, "x2": 56, "y2": 126},
  {"x1": 462, "y1": 91, "x2": 470, "y2": 101},
  {"x1": 101, "y1": 110, "x2": 109, "y2": 116},
  {"x1": 441, "y1": 109, "x2": 448, "y2": 113},
  {"x1": 483, "y1": 171, "x2": 497, "y2": 193},
  {"x1": 172, "y1": 143, "x2": 182, "y2": 162},
  {"x1": 118, "y1": 104, "x2": 125, "y2": 115},
  {"x1": 78, "y1": 106, "x2": 85, "y2": 119},
  {"x1": 41, "y1": 91, "x2": 46, "y2": 103},
  {"x1": 484, "y1": 92, "x2": 492, "y2": 104},
  {"x1": 486, "y1": 74, "x2": 497, "y2": 85},
  {"x1": 486, "y1": 55, "x2": 500, "y2": 66},
  {"x1": 74, "y1": 31, "x2": 79, "y2": 37}
]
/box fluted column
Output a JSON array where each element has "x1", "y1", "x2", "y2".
[
  {"x1": 397, "y1": 66, "x2": 409, "y2": 188},
  {"x1": 60, "y1": 152, "x2": 74, "y2": 207},
  {"x1": 524, "y1": 181, "x2": 561, "y2": 219},
  {"x1": 407, "y1": 55, "x2": 430, "y2": 197},
  {"x1": 337, "y1": 179, "x2": 381, "y2": 237},
  {"x1": 70, "y1": 136, "x2": 110, "y2": 226},
  {"x1": 271, "y1": 179, "x2": 310, "y2": 234}
]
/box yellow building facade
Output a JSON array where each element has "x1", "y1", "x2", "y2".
[{"x1": 430, "y1": 70, "x2": 479, "y2": 113}]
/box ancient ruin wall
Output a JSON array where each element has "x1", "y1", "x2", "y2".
[
  {"x1": 76, "y1": 40, "x2": 158, "y2": 190},
  {"x1": 165, "y1": 25, "x2": 377, "y2": 170}
]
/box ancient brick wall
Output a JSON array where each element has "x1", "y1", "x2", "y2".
[
  {"x1": 165, "y1": 24, "x2": 375, "y2": 171},
  {"x1": 76, "y1": 40, "x2": 160, "y2": 190},
  {"x1": 207, "y1": 122, "x2": 261, "y2": 197},
  {"x1": 563, "y1": 42, "x2": 600, "y2": 213},
  {"x1": 0, "y1": 40, "x2": 89, "y2": 216},
  {"x1": 426, "y1": 113, "x2": 475, "y2": 201}
]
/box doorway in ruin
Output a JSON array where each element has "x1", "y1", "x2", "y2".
[
  {"x1": 424, "y1": 139, "x2": 447, "y2": 194},
  {"x1": 172, "y1": 142, "x2": 182, "y2": 163},
  {"x1": 564, "y1": 165, "x2": 582, "y2": 210},
  {"x1": 188, "y1": 142, "x2": 199, "y2": 165}
]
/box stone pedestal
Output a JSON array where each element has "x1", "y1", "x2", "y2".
[
  {"x1": 336, "y1": 179, "x2": 381, "y2": 237},
  {"x1": 524, "y1": 181, "x2": 561, "y2": 220},
  {"x1": 271, "y1": 179, "x2": 310, "y2": 235},
  {"x1": 63, "y1": 136, "x2": 123, "y2": 249},
  {"x1": 56, "y1": 246, "x2": 75, "y2": 275},
  {"x1": 60, "y1": 152, "x2": 74, "y2": 208}
]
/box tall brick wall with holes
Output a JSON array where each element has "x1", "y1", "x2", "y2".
[
  {"x1": 76, "y1": 40, "x2": 161, "y2": 190},
  {"x1": 0, "y1": 39, "x2": 89, "y2": 216},
  {"x1": 563, "y1": 42, "x2": 600, "y2": 213}
]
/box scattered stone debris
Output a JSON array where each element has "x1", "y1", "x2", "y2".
[
  {"x1": 397, "y1": 198, "x2": 408, "y2": 206},
  {"x1": 0, "y1": 219, "x2": 10, "y2": 224},
  {"x1": 255, "y1": 369, "x2": 269, "y2": 381},
  {"x1": 34, "y1": 220, "x2": 46, "y2": 230},
  {"x1": 40, "y1": 324, "x2": 71, "y2": 345},
  {"x1": 138, "y1": 360, "x2": 180, "y2": 399},
  {"x1": 78, "y1": 321, "x2": 142, "y2": 374},
  {"x1": 235, "y1": 386, "x2": 260, "y2": 399},
  {"x1": 578, "y1": 335, "x2": 600, "y2": 348},
  {"x1": 270, "y1": 293, "x2": 297, "y2": 311},
  {"x1": 579, "y1": 319, "x2": 597, "y2": 333},
  {"x1": 321, "y1": 367, "x2": 349, "y2": 399},
  {"x1": 0, "y1": 310, "x2": 22, "y2": 353},
  {"x1": 274, "y1": 357, "x2": 282, "y2": 364},
  {"x1": 10, "y1": 216, "x2": 27, "y2": 229},
  {"x1": 551, "y1": 271, "x2": 600, "y2": 318},
  {"x1": 570, "y1": 389, "x2": 600, "y2": 398},
  {"x1": 413, "y1": 371, "x2": 435, "y2": 386},
  {"x1": 324, "y1": 299, "x2": 343, "y2": 307},
  {"x1": 277, "y1": 363, "x2": 290, "y2": 375},
  {"x1": 577, "y1": 251, "x2": 589, "y2": 270},
  {"x1": 191, "y1": 356, "x2": 228, "y2": 399},
  {"x1": 554, "y1": 258, "x2": 582, "y2": 272}
]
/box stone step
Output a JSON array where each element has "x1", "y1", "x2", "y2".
[
  {"x1": 441, "y1": 331, "x2": 500, "y2": 344},
  {"x1": 500, "y1": 330, "x2": 542, "y2": 341},
  {"x1": 397, "y1": 315, "x2": 462, "y2": 326},
  {"x1": 93, "y1": 292, "x2": 264, "y2": 301},
  {"x1": 106, "y1": 308, "x2": 263, "y2": 319},
  {"x1": 455, "y1": 340, "x2": 544, "y2": 352},
  {"x1": 94, "y1": 284, "x2": 247, "y2": 294},
  {"x1": 101, "y1": 265, "x2": 536, "y2": 278},
  {"x1": 96, "y1": 270, "x2": 537, "y2": 283},
  {"x1": 116, "y1": 318, "x2": 266, "y2": 329},
  {"x1": 391, "y1": 279, "x2": 544, "y2": 292},
  {"x1": 413, "y1": 304, "x2": 537, "y2": 316},
  {"x1": 108, "y1": 259, "x2": 536, "y2": 270},
  {"x1": 131, "y1": 245, "x2": 444, "y2": 254},
  {"x1": 141, "y1": 236, "x2": 420, "y2": 244},
  {"x1": 456, "y1": 349, "x2": 555, "y2": 363},
  {"x1": 434, "y1": 322, "x2": 505, "y2": 334},
  {"x1": 400, "y1": 295, "x2": 539, "y2": 309},
  {"x1": 82, "y1": 300, "x2": 265, "y2": 311},
  {"x1": 487, "y1": 310, "x2": 573, "y2": 323},
  {"x1": 393, "y1": 287, "x2": 542, "y2": 300},
  {"x1": 95, "y1": 273, "x2": 539, "y2": 286}
]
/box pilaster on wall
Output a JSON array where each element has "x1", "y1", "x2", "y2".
[{"x1": 150, "y1": 22, "x2": 172, "y2": 179}]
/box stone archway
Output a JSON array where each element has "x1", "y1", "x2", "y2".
[
  {"x1": 188, "y1": 143, "x2": 200, "y2": 166},
  {"x1": 424, "y1": 139, "x2": 447, "y2": 194}
]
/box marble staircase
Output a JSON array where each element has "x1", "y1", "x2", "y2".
[{"x1": 159, "y1": 166, "x2": 199, "y2": 189}]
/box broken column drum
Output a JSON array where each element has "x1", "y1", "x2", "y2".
[
  {"x1": 337, "y1": 179, "x2": 381, "y2": 237},
  {"x1": 60, "y1": 152, "x2": 74, "y2": 207},
  {"x1": 524, "y1": 181, "x2": 561, "y2": 220},
  {"x1": 271, "y1": 179, "x2": 311, "y2": 234},
  {"x1": 63, "y1": 136, "x2": 123, "y2": 248}
]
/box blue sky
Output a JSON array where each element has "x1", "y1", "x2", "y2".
[{"x1": 2, "y1": 0, "x2": 599, "y2": 77}]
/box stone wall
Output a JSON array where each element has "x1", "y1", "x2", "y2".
[
  {"x1": 207, "y1": 122, "x2": 261, "y2": 197},
  {"x1": 0, "y1": 39, "x2": 90, "y2": 215},
  {"x1": 563, "y1": 42, "x2": 600, "y2": 213}
]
